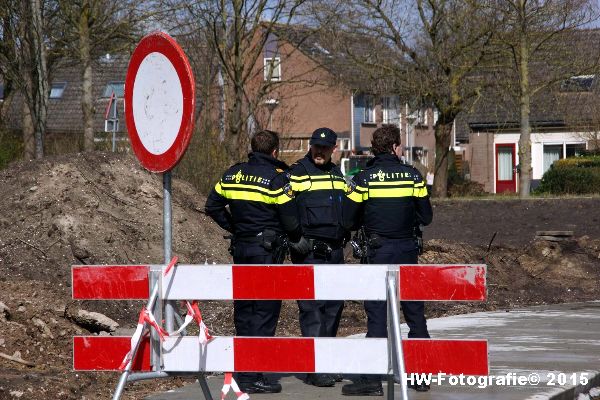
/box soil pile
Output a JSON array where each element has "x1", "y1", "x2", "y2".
[{"x1": 0, "y1": 153, "x2": 598, "y2": 399}]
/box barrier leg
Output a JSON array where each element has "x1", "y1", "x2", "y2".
[
  {"x1": 112, "y1": 283, "x2": 160, "y2": 400},
  {"x1": 197, "y1": 373, "x2": 213, "y2": 400},
  {"x1": 387, "y1": 296, "x2": 395, "y2": 400},
  {"x1": 387, "y1": 272, "x2": 408, "y2": 400},
  {"x1": 150, "y1": 267, "x2": 163, "y2": 371}
]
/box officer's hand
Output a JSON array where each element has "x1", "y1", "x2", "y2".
[{"x1": 289, "y1": 236, "x2": 311, "y2": 255}]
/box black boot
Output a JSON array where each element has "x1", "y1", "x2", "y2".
[
  {"x1": 409, "y1": 382, "x2": 431, "y2": 392},
  {"x1": 238, "y1": 375, "x2": 282, "y2": 394},
  {"x1": 342, "y1": 379, "x2": 383, "y2": 396},
  {"x1": 304, "y1": 373, "x2": 336, "y2": 387}
]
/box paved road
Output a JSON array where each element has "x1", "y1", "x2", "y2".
[{"x1": 145, "y1": 302, "x2": 600, "y2": 400}]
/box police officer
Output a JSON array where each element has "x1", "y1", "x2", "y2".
[
  {"x1": 342, "y1": 126, "x2": 433, "y2": 396},
  {"x1": 288, "y1": 127, "x2": 348, "y2": 388},
  {"x1": 205, "y1": 130, "x2": 310, "y2": 394}
]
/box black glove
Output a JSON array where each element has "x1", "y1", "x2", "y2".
[{"x1": 289, "y1": 236, "x2": 311, "y2": 255}]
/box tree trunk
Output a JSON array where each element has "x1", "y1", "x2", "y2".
[
  {"x1": 29, "y1": 0, "x2": 48, "y2": 159},
  {"x1": 22, "y1": 101, "x2": 35, "y2": 160},
  {"x1": 432, "y1": 121, "x2": 453, "y2": 198},
  {"x1": 225, "y1": 82, "x2": 248, "y2": 160},
  {"x1": 518, "y1": 23, "x2": 532, "y2": 198},
  {"x1": 80, "y1": 6, "x2": 94, "y2": 152}
]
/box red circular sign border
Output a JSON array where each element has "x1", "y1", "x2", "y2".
[{"x1": 125, "y1": 32, "x2": 195, "y2": 173}]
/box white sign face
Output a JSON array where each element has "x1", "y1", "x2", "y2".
[{"x1": 132, "y1": 52, "x2": 183, "y2": 155}]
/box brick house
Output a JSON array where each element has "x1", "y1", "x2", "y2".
[
  {"x1": 257, "y1": 26, "x2": 436, "y2": 173},
  {"x1": 457, "y1": 75, "x2": 599, "y2": 193}
]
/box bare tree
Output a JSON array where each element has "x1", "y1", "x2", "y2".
[
  {"x1": 0, "y1": 0, "x2": 57, "y2": 159},
  {"x1": 55, "y1": 0, "x2": 154, "y2": 152},
  {"x1": 491, "y1": 0, "x2": 599, "y2": 197},
  {"x1": 315, "y1": 0, "x2": 500, "y2": 197},
  {"x1": 165, "y1": 0, "x2": 313, "y2": 160}
]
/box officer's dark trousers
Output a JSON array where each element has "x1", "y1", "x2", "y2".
[
  {"x1": 233, "y1": 242, "x2": 281, "y2": 384},
  {"x1": 292, "y1": 248, "x2": 344, "y2": 338},
  {"x1": 364, "y1": 238, "x2": 430, "y2": 382}
]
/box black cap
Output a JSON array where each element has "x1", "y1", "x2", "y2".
[{"x1": 310, "y1": 127, "x2": 337, "y2": 147}]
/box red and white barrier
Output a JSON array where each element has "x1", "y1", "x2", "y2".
[
  {"x1": 74, "y1": 336, "x2": 488, "y2": 375},
  {"x1": 72, "y1": 263, "x2": 489, "y2": 378},
  {"x1": 73, "y1": 264, "x2": 486, "y2": 301}
]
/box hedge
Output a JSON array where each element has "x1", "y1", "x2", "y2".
[{"x1": 535, "y1": 155, "x2": 600, "y2": 195}]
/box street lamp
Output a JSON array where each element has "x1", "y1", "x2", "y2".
[
  {"x1": 264, "y1": 98, "x2": 279, "y2": 130},
  {"x1": 406, "y1": 113, "x2": 417, "y2": 164}
]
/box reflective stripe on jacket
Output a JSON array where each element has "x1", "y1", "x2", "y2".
[{"x1": 346, "y1": 153, "x2": 432, "y2": 239}]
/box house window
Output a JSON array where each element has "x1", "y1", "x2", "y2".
[
  {"x1": 264, "y1": 57, "x2": 281, "y2": 81},
  {"x1": 337, "y1": 138, "x2": 351, "y2": 151},
  {"x1": 560, "y1": 75, "x2": 595, "y2": 92},
  {"x1": 382, "y1": 96, "x2": 400, "y2": 124},
  {"x1": 543, "y1": 145, "x2": 563, "y2": 173},
  {"x1": 566, "y1": 143, "x2": 586, "y2": 157},
  {"x1": 416, "y1": 109, "x2": 427, "y2": 126},
  {"x1": 364, "y1": 95, "x2": 375, "y2": 123},
  {"x1": 49, "y1": 82, "x2": 67, "y2": 99},
  {"x1": 543, "y1": 143, "x2": 587, "y2": 173},
  {"x1": 103, "y1": 81, "x2": 125, "y2": 97},
  {"x1": 413, "y1": 148, "x2": 429, "y2": 167}
]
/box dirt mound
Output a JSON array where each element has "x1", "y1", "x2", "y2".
[
  {"x1": 0, "y1": 152, "x2": 229, "y2": 399},
  {"x1": 416, "y1": 237, "x2": 600, "y2": 318},
  {"x1": 0, "y1": 153, "x2": 598, "y2": 399}
]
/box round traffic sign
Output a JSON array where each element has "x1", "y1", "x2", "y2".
[{"x1": 125, "y1": 32, "x2": 195, "y2": 173}]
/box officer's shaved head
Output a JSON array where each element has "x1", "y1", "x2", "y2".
[
  {"x1": 251, "y1": 130, "x2": 280, "y2": 155},
  {"x1": 371, "y1": 126, "x2": 400, "y2": 155}
]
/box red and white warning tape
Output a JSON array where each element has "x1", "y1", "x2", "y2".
[
  {"x1": 221, "y1": 372, "x2": 249, "y2": 400},
  {"x1": 118, "y1": 257, "x2": 249, "y2": 398},
  {"x1": 169, "y1": 300, "x2": 213, "y2": 345},
  {"x1": 164, "y1": 258, "x2": 213, "y2": 345},
  {"x1": 119, "y1": 307, "x2": 169, "y2": 370},
  {"x1": 163, "y1": 256, "x2": 179, "y2": 276}
]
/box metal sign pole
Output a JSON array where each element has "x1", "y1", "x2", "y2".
[{"x1": 164, "y1": 171, "x2": 175, "y2": 332}]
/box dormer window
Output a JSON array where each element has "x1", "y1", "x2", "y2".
[
  {"x1": 103, "y1": 81, "x2": 125, "y2": 97},
  {"x1": 560, "y1": 75, "x2": 595, "y2": 92},
  {"x1": 49, "y1": 82, "x2": 67, "y2": 99}
]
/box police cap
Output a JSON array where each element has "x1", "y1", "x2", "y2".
[{"x1": 310, "y1": 127, "x2": 337, "y2": 147}]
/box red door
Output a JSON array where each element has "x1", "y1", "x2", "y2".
[{"x1": 495, "y1": 144, "x2": 516, "y2": 193}]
